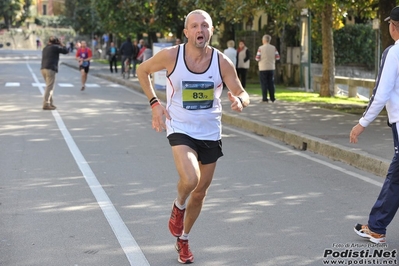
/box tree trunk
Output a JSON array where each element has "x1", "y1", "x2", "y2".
[
  {"x1": 320, "y1": 2, "x2": 335, "y2": 97},
  {"x1": 148, "y1": 31, "x2": 158, "y2": 48},
  {"x1": 379, "y1": 0, "x2": 396, "y2": 51}
]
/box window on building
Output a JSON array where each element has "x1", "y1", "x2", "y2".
[{"x1": 43, "y1": 4, "x2": 47, "y2": 15}]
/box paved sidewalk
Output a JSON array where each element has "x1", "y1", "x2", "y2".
[{"x1": 61, "y1": 58, "x2": 393, "y2": 178}]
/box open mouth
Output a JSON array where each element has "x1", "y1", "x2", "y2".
[{"x1": 197, "y1": 36, "x2": 204, "y2": 42}]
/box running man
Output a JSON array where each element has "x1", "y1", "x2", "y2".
[
  {"x1": 137, "y1": 9, "x2": 250, "y2": 264},
  {"x1": 76, "y1": 41, "x2": 92, "y2": 91}
]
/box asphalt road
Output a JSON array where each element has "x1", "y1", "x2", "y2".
[{"x1": 1, "y1": 50, "x2": 398, "y2": 266}]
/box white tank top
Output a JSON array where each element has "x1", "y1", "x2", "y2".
[{"x1": 165, "y1": 44, "x2": 223, "y2": 140}]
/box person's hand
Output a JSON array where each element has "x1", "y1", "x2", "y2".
[
  {"x1": 151, "y1": 103, "x2": 171, "y2": 132},
  {"x1": 227, "y1": 91, "x2": 243, "y2": 112},
  {"x1": 350, "y1": 123, "x2": 365, "y2": 144}
]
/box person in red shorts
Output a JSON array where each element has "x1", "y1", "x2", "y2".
[{"x1": 75, "y1": 41, "x2": 92, "y2": 91}]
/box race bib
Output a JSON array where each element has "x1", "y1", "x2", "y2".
[{"x1": 182, "y1": 81, "x2": 214, "y2": 110}]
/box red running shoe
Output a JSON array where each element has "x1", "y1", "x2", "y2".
[
  {"x1": 169, "y1": 202, "x2": 185, "y2": 237},
  {"x1": 175, "y1": 238, "x2": 194, "y2": 264}
]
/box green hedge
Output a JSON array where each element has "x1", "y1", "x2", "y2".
[
  {"x1": 312, "y1": 24, "x2": 375, "y2": 69},
  {"x1": 35, "y1": 16, "x2": 73, "y2": 28}
]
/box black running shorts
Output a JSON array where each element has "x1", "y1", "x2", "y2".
[
  {"x1": 79, "y1": 65, "x2": 90, "y2": 73},
  {"x1": 167, "y1": 133, "x2": 223, "y2": 164}
]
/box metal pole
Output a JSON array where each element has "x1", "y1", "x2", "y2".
[
  {"x1": 372, "y1": 18, "x2": 380, "y2": 79},
  {"x1": 307, "y1": 11, "x2": 312, "y2": 92}
]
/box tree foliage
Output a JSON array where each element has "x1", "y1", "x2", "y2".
[
  {"x1": 333, "y1": 24, "x2": 374, "y2": 68},
  {"x1": 94, "y1": 0, "x2": 161, "y2": 44},
  {"x1": 154, "y1": 0, "x2": 187, "y2": 39},
  {"x1": 0, "y1": 0, "x2": 32, "y2": 30},
  {"x1": 63, "y1": 0, "x2": 384, "y2": 97},
  {"x1": 64, "y1": 0, "x2": 103, "y2": 35}
]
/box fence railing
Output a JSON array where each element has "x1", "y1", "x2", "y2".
[{"x1": 313, "y1": 75, "x2": 375, "y2": 98}]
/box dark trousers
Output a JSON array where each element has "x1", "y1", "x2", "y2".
[
  {"x1": 132, "y1": 59, "x2": 139, "y2": 76},
  {"x1": 109, "y1": 56, "x2": 117, "y2": 73},
  {"x1": 368, "y1": 123, "x2": 399, "y2": 234},
  {"x1": 121, "y1": 55, "x2": 131, "y2": 73},
  {"x1": 236, "y1": 68, "x2": 248, "y2": 88},
  {"x1": 259, "y1": 70, "x2": 275, "y2": 102}
]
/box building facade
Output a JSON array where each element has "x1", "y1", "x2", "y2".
[{"x1": 35, "y1": 0, "x2": 65, "y2": 16}]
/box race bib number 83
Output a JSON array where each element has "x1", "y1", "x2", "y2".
[{"x1": 182, "y1": 81, "x2": 214, "y2": 110}]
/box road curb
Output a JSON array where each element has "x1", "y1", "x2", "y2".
[{"x1": 221, "y1": 113, "x2": 390, "y2": 177}]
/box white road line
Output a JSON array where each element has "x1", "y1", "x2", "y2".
[
  {"x1": 5, "y1": 82, "x2": 20, "y2": 87},
  {"x1": 26, "y1": 62, "x2": 150, "y2": 266},
  {"x1": 109, "y1": 84, "x2": 122, "y2": 87},
  {"x1": 223, "y1": 126, "x2": 384, "y2": 187},
  {"x1": 85, "y1": 83, "x2": 100, "y2": 87},
  {"x1": 32, "y1": 83, "x2": 46, "y2": 87},
  {"x1": 58, "y1": 83, "x2": 74, "y2": 87}
]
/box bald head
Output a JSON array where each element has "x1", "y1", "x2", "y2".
[{"x1": 184, "y1": 9, "x2": 213, "y2": 29}]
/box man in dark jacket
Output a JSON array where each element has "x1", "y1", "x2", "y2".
[
  {"x1": 40, "y1": 36, "x2": 69, "y2": 110},
  {"x1": 119, "y1": 37, "x2": 134, "y2": 75}
]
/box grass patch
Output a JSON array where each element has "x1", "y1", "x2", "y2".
[
  {"x1": 245, "y1": 83, "x2": 373, "y2": 115},
  {"x1": 245, "y1": 84, "x2": 368, "y2": 105},
  {"x1": 94, "y1": 58, "x2": 141, "y2": 69},
  {"x1": 94, "y1": 58, "x2": 123, "y2": 67},
  {"x1": 94, "y1": 59, "x2": 108, "y2": 64}
]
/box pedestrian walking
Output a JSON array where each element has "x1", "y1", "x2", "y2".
[
  {"x1": 137, "y1": 9, "x2": 250, "y2": 264},
  {"x1": 107, "y1": 42, "x2": 118, "y2": 73},
  {"x1": 351, "y1": 5, "x2": 399, "y2": 244},
  {"x1": 69, "y1": 41, "x2": 74, "y2": 53},
  {"x1": 236, "y1": 40, "x2": 250, "y2": 89},
  {"x1": 36, "y1": 37, "x2": 41, "y2": 50},
  {"x1": 223, "y1": 40, "x2": 237, "y2": 67},
  {"x1": 255, "y1": 34, "x2": 280, "y2": 103},
  {"x1": 138, "y1": 39, "x2": 145, "y2": 49},
  {"x1": 142, "y1": 43, "x2": 152, "y2": 62},
  {"x1": 75, "y1": 41, "x2": 92, "y2": 91},
  {"x1": 119, "y1": 37, "x2": 134, "y2": 75},
  {"x1": 137, "y1": 43, "x2": 152, "y2": 62},
  {"x1": 40, "y1": 36, "x2": 69, "y2": 110}
]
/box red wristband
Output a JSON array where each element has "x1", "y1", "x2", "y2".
[{"x1": 151, "y1": 102, "x2": 160, "y2": 108}]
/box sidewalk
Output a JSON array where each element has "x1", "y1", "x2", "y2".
[{"x1": 61, "y1": 58, "x2": 393, "y2": 178}]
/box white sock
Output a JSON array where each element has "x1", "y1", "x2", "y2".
[
  {"x1": 175, "y1": 200, "x2": 186, "y2": 210},
  {"x1": 179, "y1": 232, "x2": 189, "y2": 240}
]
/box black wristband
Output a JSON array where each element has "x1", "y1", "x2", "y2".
[
  {"x1": 150, "y1": 99, "x2": 159, "y2": 106},
  {"x1": 149, "y1": 97, "x2": 159, "y2": 106},
  {"x1": 237, "y1": 96, "x2": 244, "y2": 107}
]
